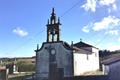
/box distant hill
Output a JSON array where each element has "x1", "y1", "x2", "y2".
[{"x1": 0, "y1": 56, "x2": 35, "y2": 62}]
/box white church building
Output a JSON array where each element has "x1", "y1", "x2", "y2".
[{"x1": 35, "y1": 8, "x2": 100, "y2": 80}]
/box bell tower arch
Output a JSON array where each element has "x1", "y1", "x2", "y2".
[{"x1": 46, "y1": 8, "x2": 61, "y2": 42}]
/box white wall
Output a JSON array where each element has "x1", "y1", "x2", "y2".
[
  {"x1": 102, "y1": 65, "x2": 109, "y2": 75},
  {"x1": 74, "y1": 47, "x2": 99, "y2": 76}
]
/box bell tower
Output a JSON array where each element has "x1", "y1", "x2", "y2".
[{"x1": 46, "y1": 8, "x2": 61, "y2": 42}]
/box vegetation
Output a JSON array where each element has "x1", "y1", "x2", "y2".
[
  {"x1": 0, "y1": 57, "x2": 35, "y2": 80},
  {"x1": 0, "y1": 57, "x2": 35, "y2": 72},
  {"x1": 99, "y1": 50, "x2": 120, "y2": 58},
  {"x1": 17, "y1": 61, "x2": 35, "y2": 72},
  {"x1": 8, "y1": 72, "x2": 33, "y2": 80}
]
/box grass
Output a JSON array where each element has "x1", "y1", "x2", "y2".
[{"x1": 8, "y1": 72, "x2": 34, "y2": 80}]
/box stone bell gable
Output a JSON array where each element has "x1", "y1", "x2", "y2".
[{"x1": 35, "y1": 8, "x2": 74, "y2": 80}]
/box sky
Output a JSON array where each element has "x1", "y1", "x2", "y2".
[{"x1": 0, "y1": 0, "x2": 120, "y2": 57}]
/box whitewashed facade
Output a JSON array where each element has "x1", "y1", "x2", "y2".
[{"x1": 73, "y1": 42, "x2": 100, "y2": 75}]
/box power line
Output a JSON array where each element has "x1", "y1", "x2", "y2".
[
  {"x1": 4, "y1": 0, "x2": 85, "y2": 56},
  {"x1": 94, "y1": 34, "x2": 108, "y2": 47},
  {"x1": 7, "y1": 5, "x2": 110, "y2": 55},
  {"x1": 6, "y1": 0, "x2": 82, "y2": 54},
  {"x1": 6, "y1": 28, "x2": 45, "y2": 54},
  {"x1": 59, "y1": 0, "x2": 105, "y2": 45},
  {"x1": 60, "y1": 0, "x2": 81, "y2": 17}
]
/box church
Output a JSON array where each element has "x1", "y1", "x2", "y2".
[{"x1": 35, "y1": 8, "x2": 99, "y2": 80}]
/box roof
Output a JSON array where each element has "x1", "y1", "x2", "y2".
[
  {"x1": 102, "y1": 53, "x2": 120, "y2": 65},
  {"x1": 73, "y1": 41, "x2": 94, "y2": 48},
  {"x1": 35, "y1": 41, "x2": 73, "y2": 52},
  {"x1": 62, "y1": 41, "x2": 73, "y2": 50},
  {"x1": 73, "y1": 41, "x2": 98, "y2": 54},
  {"x1": 73, "y1": 46, "x2": 92, "y2": 54}
]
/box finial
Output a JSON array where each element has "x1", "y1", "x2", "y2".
[
  {"x1": 51, "y1": 8, "x2": 55, "y2": 15},
  {"x1": 58, "y1": 17, "x2": 60, "y2": 24},
  {"x1": 80, "y1": 38, "x2": 82, "y2": 42},
  {"x1": 37, "y1": 44, "x2": 39, "y2": 50},
  {"x1": 52, "y1": 8, "x2": 54, "y2": 13},
  {"x1": 47, "y1": 19, "x2": 49, "y2": 24}
]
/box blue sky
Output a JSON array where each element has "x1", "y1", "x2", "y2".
[{"x1": 0, "y1": 0, "x2": 120, "y2": 57}]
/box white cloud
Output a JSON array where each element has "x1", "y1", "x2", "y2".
[
  {"x1": 108, "y1": 3, "x2": 117, "y2": 13},
  {"x1": 112, "y1": 4, "x2": 117, "y2": 10},
  {"x1": 99, "y1": 0, "x2": 116, "y2": 6},
  {"x1": 105, "y1": 30, "x2": 119, "y2": 35},
  {"x1": 82, "y1": 25, "x2": 90, "y2": 33},
  {"x1": 13, "y1": 27, "x2": 28, "y2": 37},
  {"x1": 93, "y1": 16, "x2": 120, "y2": 31},
  {"x1": 81, "y1": 0, "x2": 117, "y2": 12},
  {"x1": 81, "y1": 0, "x2": 97, "y2": 12},
  {"x1": 108, "y1": 8, "x2": 111, "y2": 13},
  {"x1": 82, "y1": 23, "x2": 93, "y2": 33}
]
